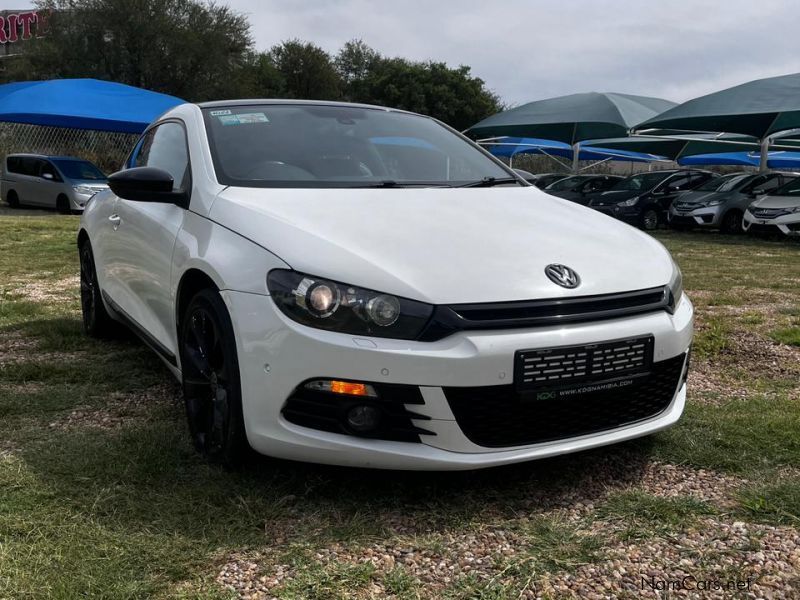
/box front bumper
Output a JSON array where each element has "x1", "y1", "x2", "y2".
[
  {"x1": 223, "y1": 291, "x2": 694, "y2": 470},
  {"x1": 743, "y1": 212, "x2": 800, "y2": 236},
  {"x1": 668, "y1": 205, "x2": 722, "y2": 228}
]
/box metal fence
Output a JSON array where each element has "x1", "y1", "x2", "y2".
[{"x1": 0, "y1": 122, "x2": 138, "y2": 173}]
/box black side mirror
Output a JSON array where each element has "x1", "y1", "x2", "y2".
[{"x1": 108, "y1": 167, "x2": 188, "y2": 207}]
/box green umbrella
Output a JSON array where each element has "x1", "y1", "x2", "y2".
[
  {"x1": 466, "y1": 92, "x2": 676, "y2": 172},
  {"x1": 636, "y1": 72, "x2": 800, "y2": 170}
]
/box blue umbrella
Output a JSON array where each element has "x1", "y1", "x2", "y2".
[{"x1": 0, "y1": 79, "x2": 184, "y2": 134}]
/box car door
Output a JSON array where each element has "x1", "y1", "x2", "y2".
[
  {"x1": 655, "y1": 173, "x2": 694, "y2": 212},
  {"x1": 104, "y1": 120, "x2": 190, "y2": 359},
  {"x1": 37, "y1": 160, "x2": 62, "y2": 208},
  {"x1": 16, "y1": 157, "x2": 43, "y2": 205}
]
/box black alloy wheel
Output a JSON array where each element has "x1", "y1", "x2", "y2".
[
  {"x1": 641, "y1": 208, "x2": 659, "y2": 231},
  {"x1": 79, "y1": 241, "x2": 114, "y2": 337},
  {"x1": 180, "y1": 289, "x2": 248, "y2": 466}
]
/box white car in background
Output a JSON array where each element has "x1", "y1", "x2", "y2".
[
  {"x1": 78, "y1": 100, "x2": 693, "y2": 470},
  {"x1": 743, "y1": 178, "x2": 800, "y2": 237}
]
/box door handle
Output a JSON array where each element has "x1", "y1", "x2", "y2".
[{"x1": 109, "y1": 214, "x2": 121, "y2": 230}]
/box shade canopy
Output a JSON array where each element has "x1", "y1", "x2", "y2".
[
  {"x1": 484, "y1": 137, "x2": 662, "y2": 163},
  {"x1": 0, "y1": 79, "x2": 185, "y2": 134},
  {"x1": 636, "y1": 72, "x2": 800, "y2": 140},
  {"x1": 467, "y1": 92, "x2": 676, "y2": 145},
  {"x1": 580, "y1": 134, "x2": 800, "y2": 161},
  {"x1": 679, "y1": 151, "x2": 800, "y2": 169}
]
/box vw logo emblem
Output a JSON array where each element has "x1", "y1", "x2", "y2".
[{"x1": 545, "y1": 264, "x2": 580, "y2": 289}]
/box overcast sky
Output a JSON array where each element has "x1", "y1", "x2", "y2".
[{"x1": 227, "y1": 0, "x2": 798, "y2": 106}]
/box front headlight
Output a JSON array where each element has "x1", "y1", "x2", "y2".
[
  {"x1": 788, "y1": 206, "x2": 800, "y2": 214},
  {"x1": 706, "y1": 198, "x2": 725, "y2": 206},
  {"x1": 617, "y1": 196, "x2": 639, "y2": 207},
  {"x1": 668, "y1": 262, "x2": 683, "y2": 308},
  {"x1": 267, "y1": 270, "x2": 434, "y2": 340},
  {"x1": 73, "y1": 185, "x2": 97, "y2": 196}
]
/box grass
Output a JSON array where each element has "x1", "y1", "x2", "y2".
[{"x1": 0, "y1": 216, "x2": 799, "y2": 597}]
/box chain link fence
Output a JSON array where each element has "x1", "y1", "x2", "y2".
[{"x1": 0, "y1": 122, "x2": 138, "y2": 173}]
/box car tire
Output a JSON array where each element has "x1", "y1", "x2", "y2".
[
  {"x1": 720, "y1": 210, "x2": 743, "y2": 235},
  {"x1": 56, "y1": 195, "x2": 71, "y2": 215},
  {"x1": 79, "y1": 240, "x2": 116, "y2": 338},
  {"x1": 641, "y1": 208, "x2": 660, "y2": 231},
  {"x1": 180, "y1": 288, "x2": 249, "y2": 468},
  {"x1": 6, "y1": 190, "x2": 19, "y2": 208}
]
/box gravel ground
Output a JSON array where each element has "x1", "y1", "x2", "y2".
[{"x1": 214, "y1": 462, "x2": 797, "y2": 599}]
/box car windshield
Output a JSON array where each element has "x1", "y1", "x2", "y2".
[
  {"x1": 695, "y1": 173, "x2": 748, "y2": 192},
  {"x1": 52, "y1": 159, "x2": 106, "y2": 181},
  {"x1": 546, "y1": 176, "x2": 587, "y2": 191},
  {"x1": 202, "y1": 104, "x2": 514, "y2": 188},
  {"x1": 775, "y1": 178, "x2": 800, "y2": 197},
  {"x1": 610, "y1": 172, "x2": 671, "y2": 191}
]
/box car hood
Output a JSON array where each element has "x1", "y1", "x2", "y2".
[
  {"x1": 751, "y1": 195, "x2": 800, "y2": 209},
  {"x1": 674, "y1": 190, "x2": 732, "y2": 205},
  {"x1": 589, "y1": 189, "x2": 641, "y2": 204},
  {"x1": 209, "y1": 186, "x2": 674, "y2": 304}
]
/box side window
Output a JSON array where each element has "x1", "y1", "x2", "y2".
[
  {"x1": 756, "y1": 174, "x2": 781, "y2": 193},
  {"x1": 685, "y1": 173, "x2": 709, "y2": 189},
  {"x1": 40, "y1": 161, "x2": 58, "y2": 180},
  {"x1": 130, "y1": 122, "x2": 190, "y2": 192},
  {"x1": 662, "y1": 174, "x2": 692, "y2": 192},
  {"x1": 21, "y1": 158, "x2": 43, "y2": 177}
]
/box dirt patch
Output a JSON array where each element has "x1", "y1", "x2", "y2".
[
  {"x1": 5, "y1": 275, "x2": 79, "y2": 304},
  {"x1": 46, "y1": 383, "x2": 181, "y2": 430}
]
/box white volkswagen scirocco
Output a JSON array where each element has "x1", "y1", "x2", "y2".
[{"x1": 79, "y1": 100, "x2": 692, "y2": 469}]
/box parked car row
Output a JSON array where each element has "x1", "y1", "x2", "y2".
[
  {"x1": 538, "y1": 168, "x2": 800, "y2": 238},
  {"x1": 1, "y1": 153, "x2": 108, "y2": 213}
]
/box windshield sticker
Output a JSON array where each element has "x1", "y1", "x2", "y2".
[
  {"x1": 210, "y1": 109, "x2": 232, "y2": 116},
  {"x1": 218, "y1": 112, "x2": 270, "y2": 126}
]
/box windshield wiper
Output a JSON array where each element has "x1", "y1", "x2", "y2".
[
  {"x1": 457, "y1": 177, "x2": 522, "y2": 188},
  {"x1": 347, "y1": 180, "x2": 453, "y2": 188}
]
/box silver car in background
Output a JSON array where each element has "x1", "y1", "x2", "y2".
[
  {"x1": 668, "y1": 171, "x2": 798, "y2": 234},
  {"x1": 744, "y1": 177, "x2": 800, "y2": 237},
  {"x1": 1, "y1": 154, "x2": 108, "y2": 213}
]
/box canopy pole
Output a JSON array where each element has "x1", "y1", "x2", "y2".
[
  {"x1": 759, "y1": 137, "x2": 770, "y2": 172},
  {"x1": 571, "y1": 142, "x2": 581, "y2": 173}
]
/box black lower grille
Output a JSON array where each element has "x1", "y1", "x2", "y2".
[
  {"x1": 669, "y1": 215, "x2": 697, "y2": 226},
  {"x1": 746, "y1": 223, "x2": 783, "y2": 236},
  {"x1": 444, "y1": 353, "x2": 686, "y2": 448}
]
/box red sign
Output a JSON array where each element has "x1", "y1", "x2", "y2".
[{"x1": 0, "y1": 10, "x2": 48, "y2": 44}]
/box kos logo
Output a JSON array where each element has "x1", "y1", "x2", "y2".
[{"x1": 536, "y1": 391, "x2": 557, "y2": 401}]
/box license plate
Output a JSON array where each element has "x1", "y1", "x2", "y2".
[{"x1": 514, "y1": 336, "x2": 654, "y2": 393}]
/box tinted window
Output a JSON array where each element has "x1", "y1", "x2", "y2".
[
  {"x1": 662, "y1": 174, "x2": 694, "y2": 192},
  {"x1": 742, "y1": 173, "x2": 781, "y2": 194},
  {"x1": 202, "y1": 104, "x2": 511, "y2": 188},
  {"x1": 774, "y1": 177, "x2": 800, "y2": 197},
  {"x1": 52, "y1": 159, "x2": 105, "y2": 181},
  {"x1": 694, "y1": 173, "x2": 748, "y2": 192},
  {"x1": 132, "y1": 122, "x2": 190, "y2": 191},
  {"x1": 6, "y1": 156, "x2": 22, "y2": 174},
  {"x1": 547, "y1": 176, "x2": 588, "y2": 191}
]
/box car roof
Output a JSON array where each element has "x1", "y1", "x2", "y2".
[
  {"x1": 196, "y1": 98, "x2": 420, "y2": 117},
  {"x1": 5, "y1": 153, "x2": 88, "y2": 161}
]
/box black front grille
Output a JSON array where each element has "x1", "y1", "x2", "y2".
[
  {"x1": 444, "y1": 353, "x2": 686, "y2": 448},
  {"x1": 751, "y1": 207, "x2": 789, "y2": 219},
  {"x1": 515, "y1": 336, "x2": 653, "y2": 391},
  {"x1": 418, "y1": 287, "x2": 671, "y2": 341}
]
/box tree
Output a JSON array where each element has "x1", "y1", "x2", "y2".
[
  {"x1": 336, "y1": 41, "x2": 501, "y2": 130},
  {"x1": 268, "y1": 40, "x2": 340, "y2": 100},
  {"x1": 26, "y1": 0, "x2": 253, "y2": 101}
]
